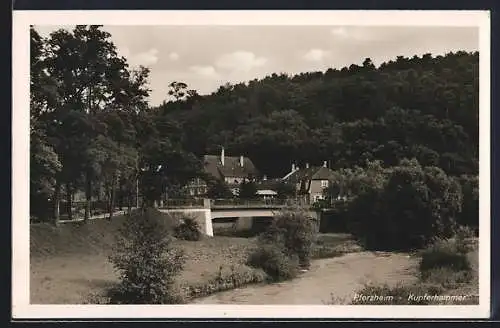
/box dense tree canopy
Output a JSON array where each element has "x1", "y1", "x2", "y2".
[{"x1": 153, "y1": 51, "x2": 478, "y2": 178}]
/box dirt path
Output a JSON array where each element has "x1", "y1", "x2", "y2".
[{"x1": 192, "y1": 252, "x2": 419, "y2": 304}]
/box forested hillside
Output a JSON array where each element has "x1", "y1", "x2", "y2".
[{"x1": 153, "y1": 52, "x2": 479, "y2": 178}]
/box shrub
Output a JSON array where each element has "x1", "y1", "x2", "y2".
[
  {"x1": 419, "y1": 238, "x2": 472, "y2": 275},
  {"x1": 174, "y1": 216, "x2": 202, "y2": 241},
  {"x1": 420, "y1": 267, "x2": 473, "y2": 288},
  {"x1": 108, "y1": 207, "x2": 186, "y2": 304},
  {"x1": 311, "y1": 239, "x2": 361, "y2": 259},
  {"x1": 348, "y1": 159, "x2": 462, "y2": 251},
  {"x1": 184, "y1": 265, "x2": 267, "y2": 299},
  {"x1": 247, "y1": 244, "x2": 299, "y2": 282},
  {"x1": 457, "y1": 174, "x2": 479, "y2": 229},
  {"x1": 259, "y1": 208, "x2": 316, "y2": 268}
]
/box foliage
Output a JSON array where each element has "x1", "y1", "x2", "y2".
[
  {"x1": 419, "y1": 267, "x2": 473, "y2": 288},
  {"x1": 457, "y1": 175, "x2": 479, "y2": 229},
  {"x1": 259, "y1": 208, "x2": 316, "y2": 267},
  {"x1": 206, "y1": 178, "x2": 234, "y2": 199},
  {"x1": 419, "y1": 238, "x2": 472, "y2": 274},
  {"x1": 153, "y1": 51, "x2": 478, "y2": 179},
  {"x1": 184, "y1": 265, "x2": 267, "y2": 299},
  {"x1": 174, "y1": 217, "x2": 202, "y2": 241},
  {"x1": 30, "y1": 127, "x2": 62, "y2": 197},
  {"x1": 108, "y1": 208, "x2": 186, "y2": 304},
  {"x1": 348, "y1": 159, "x2": 462, "y2": 251},
  {"x1": 311, "y1": 236, "x2": 362, "y2": 259},
  {"x1": 324, "y1": 160, "x2": 390, "y2": 201},
  {"x1": 274, "y1": 181, "x2": 296, "y2": 199},
  {"x1": 247, "y1": 244, "x2": 299, "y2": 282},
  {"x1": 238, "y1": 180, "x2": 258, "y2": 199}
]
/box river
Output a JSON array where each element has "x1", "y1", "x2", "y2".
[{"x1": 192, "y1": 252, "x2": 418, "y2": 304}]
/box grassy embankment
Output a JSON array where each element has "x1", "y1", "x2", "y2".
[{"x1": 31, "y1": 213, "x2": 360, "y2": 304}]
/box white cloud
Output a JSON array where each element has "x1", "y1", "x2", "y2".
[
  {"x1": 169, "y1": 52, "x2": 180, "y2": 61},
  {"x1": 189, "y1": 65, "x2": 219, "y2": 78},
  {"x1": 215, "y1": 51, "x2": 267, "y2": 72},
  {"x1": 303, "y1": 48, "x2": 329, "y2": 62},
  {"x1": 121, "y1": 47, "x2": 159, "y2": 67},
  {"x1": 134, "y1": 48, "x2": 159, "y2": 66},
  {"x1": 331, "y1": 27, "x2": 349, "y2": 39}
]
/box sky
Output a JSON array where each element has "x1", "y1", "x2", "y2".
[{"x1": 34, "y1": 25, "x2": 479, "y2": 106}]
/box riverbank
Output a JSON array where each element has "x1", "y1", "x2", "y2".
[
  {"x1": 192, "y1": 251, "x2": 419, "y2": 304},
  {"x1": 30, "y1": 215, "x2": 358, "y2": 304}
]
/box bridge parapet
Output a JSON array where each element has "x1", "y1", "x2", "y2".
[
  {"x1": 158, "y1": 198, "x2": 309, "y2": 210},
  {"x1": 159, "y1": 198, "x2": 206, "y2": 209},
  {"x1": 211, "y1": 198, "x2": 308, "y2": 209}
]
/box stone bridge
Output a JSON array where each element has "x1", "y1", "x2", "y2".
[{"x1": 158, "y1": 198, "x2": 320, "y2": 236}]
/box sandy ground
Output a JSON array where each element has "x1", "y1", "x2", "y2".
[{"x1": 192, "y1": 252, "x2": 419, "y2": 304}]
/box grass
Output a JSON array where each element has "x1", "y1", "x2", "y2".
[{"x1": 31, "y1": 214, "x2": 357, "y2": 304}]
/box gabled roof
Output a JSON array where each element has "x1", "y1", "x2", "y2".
[
  {"x1": 203, "y1": 154, "x2": 259, "y2": 180},
  {"x1": 283, "y1": 166, "x2": 335, "y2": 184}
]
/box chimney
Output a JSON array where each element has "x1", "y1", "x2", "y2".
[
  {"x1": 306, "y1": 163, "x2": 310, "y2": 169},
  {"x1": 263, "y1": 175, "x2": 267, "y2": 181},
  {"x1": 221, "y1": 147, "x2": 225, "y2": 166},
  {"x1": 291, "y1": 163, "x2": 296, "y2": 172},
  {"x1": 240, "y1": 155, "x2": 244, "y2": 167},
  {"x1": 323, "y1": 161, "x2": 327, "y2": 168}
]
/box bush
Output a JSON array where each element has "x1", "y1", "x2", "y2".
[
  {"x1": 420, "y1": 267, "x2": 473, "y2": 288},
  {"x1": 259, "y1": 208, "x2": 316, "y2": 268},
  {"x1": 457, "y1": 175, "x2": 479, "y2": 229},
  {"x1": 247, "y1": 244, "x2": 299, "y2": 282},
  {"x1": 348, "y1": 159, "x2": 462, "y2": 251},
  {"x1": 108, "y1": 207, "x2": 186, "y2": 304},
  {"x1": 174, "y1": 216, "x2": 202, "y2": 241},
  {"x1": 184, "y1": 265, "x2": 267, "y2": 299},
  {"x1": 419, "y1": 238, "x2": 472, "y2": 274}
]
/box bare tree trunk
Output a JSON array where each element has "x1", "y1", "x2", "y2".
[
  {"x1": 84, "y1": 172, "x2": 92, "y2": 222},
  {"x1": 127, "y1": 189, "x2": 132, "y2": 216},
  {"x1": 53, "y1": 180, "x2": 61, "y2": 226},
  {"x1": 66, "y1": 182, "x2": 72, "y2": 220},
  {"x1": 108, "y1": 175, "x2": 117, "y2": 220}
]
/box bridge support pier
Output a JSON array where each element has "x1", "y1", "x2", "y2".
[{"x1": 158, "y1": 209, "x2": 214, "y2": 237}]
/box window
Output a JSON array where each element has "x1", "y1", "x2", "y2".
[{"x1": 321, "y1": 180, "x2": 329, "y2": 188}]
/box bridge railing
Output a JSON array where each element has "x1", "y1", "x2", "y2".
[
  {"x1": 159, "y1": 198, "x2": 206, "y2": 209},
  {"x1": 211, "y1": 198, "x2": 308, "y2": 208},
  {"x1": 157, "y1": 197, "x2": 310, "y2": 209}
]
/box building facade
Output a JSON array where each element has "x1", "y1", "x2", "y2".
[
  {"x1": 282, "y1": 161, "x2": 336, "y2": 204},
  {"x1": 185, "y1": 147, "x2": 260, "y2": 197}
]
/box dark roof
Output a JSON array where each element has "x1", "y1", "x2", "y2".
[
  {"x1": 283, "y1": 166, "x2": 335, "y2": 184},
  {"x1": 255, "y1": 178, "x2": 281, "y2": 190},
  {"x1": 203, "y1": 154, "x2": 259, "y2": 180}
]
